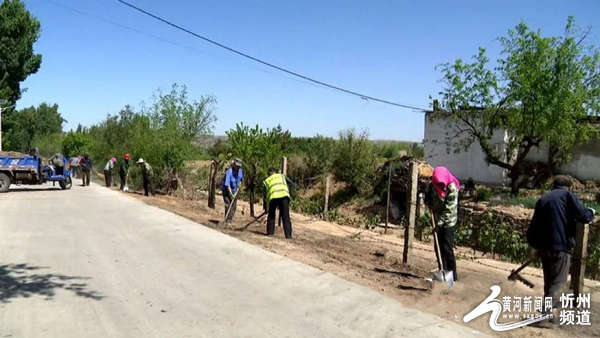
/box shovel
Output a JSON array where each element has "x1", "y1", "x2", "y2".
[
  {"x1": 235, "y1": 211, "x2": 267, "y2": 231},
  {"x1": 429, "y1": 210, "x2": 455, "y2": 294},
  {"x1": 220, "y1": 190, "x2": 239, "y2": 226},
  {"x1": 123, "y1": 173, "x2": 130, "y2": 192}
]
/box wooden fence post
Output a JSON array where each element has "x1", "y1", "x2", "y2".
[
  {"x1": 278, "y1": 157, "x2": 288, "y2": 227},
  {"x1": 571, "y1": 222, "x2": 590, "y2": 296},
  {"x1": 208, "y1": 161, "x2": 216, "y2": 209},
  {"x1": 324, "y1": 175, "x2": 330, "y2": 221},
  {"x1": 385, "y1": 162, "x2": 393, "y2": 234},
  {"x1": 403, "y1": 161, "x2": 418, "y2": 264}
]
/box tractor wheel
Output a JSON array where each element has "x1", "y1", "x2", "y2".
[
  {"x1": 0, "y1": 173, "x2": 11, "y2": 193},
  {"x1": 59, "y1": 176, "x2": 72, "y2": 190}
]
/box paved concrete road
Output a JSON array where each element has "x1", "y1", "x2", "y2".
[{"x1": 0, "y1": 183, "x2": 489, "y2": 338}]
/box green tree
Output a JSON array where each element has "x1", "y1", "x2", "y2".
[
  {"x1": 62, "y1": 130, "x2": 93, "y2": 157},
  {"x1": 226, "y1": 123, "x2": 287, "y2": 216},
  {"x1": 432, "y1": 17, "x2": 600, "y2": 195},
  {"x1": 71, "y1": 84, "x2": 218, "y2": 191},
  {"x1": 331, "y1": 128, "x2": 377, "y2": 195},
  {"x1": 3, "y1": 103, "x2": 65, "y2": 151},
  {"x1": 32, "y1": 133, "x2": 63, "y2": 158},
  {"x1": 0, "y1": 0, "x2": 42, "y2": 103},
  {"x1": 142, "y1": 83, "x2": 217, "y2": 178}
]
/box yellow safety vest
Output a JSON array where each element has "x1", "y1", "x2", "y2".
[{"x1": 263, "y1": 173, "x2": 290, "y2": 208}]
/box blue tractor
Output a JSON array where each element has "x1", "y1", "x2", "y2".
[{"x1": 0, "y1": 148, "x2": 73, "y2": 193}]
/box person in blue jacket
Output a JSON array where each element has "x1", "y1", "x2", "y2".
[
  {"x1": 222, "y1": 158, "x2": 243, "y2": 225},
  {"x1": 527, "y1": 175, "x2": 595, "y2": 325}
]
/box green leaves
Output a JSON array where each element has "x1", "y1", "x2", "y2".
[
  {"x1": 433, "y1": 16, "x2": 600, "y2": 195},
  {"x1": 331, "y1": 128, "x2": 377, "y2": 196},
  {"x1": 62, "y1": 130, "x2": 93, "y2": 157},
  {"x1": 2, "y1": 102, "x2": 65, "y2": 152},
  {"x1": 0, "y1": 0, "x2": 42, "y2": 103}
]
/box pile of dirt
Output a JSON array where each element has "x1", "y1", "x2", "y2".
[
  {"x1": 378, "y1": 156, "x2": 433, "y2": 193},
  {"x1": 0, "y1": 151, "x2": 26, "y2": 157}
]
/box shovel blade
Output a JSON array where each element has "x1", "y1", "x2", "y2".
[{"x1": 432, "y1": 270, "x2": 455, "y2": 289}]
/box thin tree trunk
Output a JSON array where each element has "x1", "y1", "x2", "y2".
[{"x1": 509, "y1": 170, "x2": 521, "y2": 197}]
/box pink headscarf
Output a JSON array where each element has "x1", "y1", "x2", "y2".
[
  {"x1": 432, "y1": 166, "x2": 461, "y2": 198},
  {"x1": 111, "y1": 157, "x2": 117, "y2": 163}
]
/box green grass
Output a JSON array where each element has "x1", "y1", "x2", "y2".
[
  {"x1": 582, "y1": 200, "x2": 600, "y2": 215},
  {"x1": 499, "y1": 196, "x2": 600, "y2": 214},
  {"x1": 499, "y1": 196, "x2": 538, "y2": 209}
]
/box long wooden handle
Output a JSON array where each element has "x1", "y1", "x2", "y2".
[
  {"x1": 429, "y1": 209, "x2": 444, "y2": 271},
  {"x1": 508, "y1": 258, "x2": 534, "y2": 279},
  {"x1": 224, "y1": 190, "x2": 239, "y2": 221}
]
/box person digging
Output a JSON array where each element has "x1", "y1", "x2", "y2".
[
  {"x1": 262, "y1": 167, "x2": 295, "y2": 239},
  {"x1": 137, "y1": 158, "x2": 155, "y2": 197},
  {"x1": 425, "y1": 166, "x2": 460, "y2": 283},
  {"x1": 119, "y1": 153, "x2": 131, "y2": 191},
  {"x1": 222, "y1": 158, "x2": 243, "y2": 225}
]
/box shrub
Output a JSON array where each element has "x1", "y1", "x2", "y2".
[
  {"x1": 331, "y1": 128, "x2": 377, "y2": 196},
  {"x1": 596, "y1": 192, "x2": 600, "y2": 204},
  {"x1": 475, "y1": 188, "x2": 492, "y2": 202}
]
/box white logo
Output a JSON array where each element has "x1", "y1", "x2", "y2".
[
  {"x1": 464, "y1": 286, "x2": 592, "y2": 331},
  {"x1": 464, "y1": 286, "x2": 549, "y2": 331}
]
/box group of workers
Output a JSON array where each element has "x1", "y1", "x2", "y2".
[
  {"x1": 69, "y1": 153, "x2": 154, "y2": 196},
  {"x1": 72, "y1": 149, "x2": 595, "y2": 324},
  {"x1": 103, "y1": 153, "x2": 155, "y2": 196},
  {"x1": 425, "y1": 166, "x2": 595, "y2": 329},
  {"x1": 68, "y1": 154, "x2": 93, "y2": 186},
  {"x1": 221, "y1": 157, "x2": 295, "y2": 239}
]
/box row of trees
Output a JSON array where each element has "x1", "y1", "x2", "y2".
[
  {"x1": 4, "y1": 0, "x2": 597, "y2": 199},
  {"x1": 208, "y1": 124, "x2": 419, "y2": 216},
  {"x1": 55, "y1": 84, "x2": 217, "y2": 189}
]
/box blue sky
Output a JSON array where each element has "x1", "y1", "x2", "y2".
[{"x1": 17, "y1": 0, "x2": 600, "y2": 141}]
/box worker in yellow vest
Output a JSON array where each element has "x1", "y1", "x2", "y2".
[{"x1": 263, "y1": 167, "x2": 295, "y2": 239}]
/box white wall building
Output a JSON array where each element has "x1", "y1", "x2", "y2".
[{"x1": 423, "y1": 112, "x2": 600, "y2": 185}]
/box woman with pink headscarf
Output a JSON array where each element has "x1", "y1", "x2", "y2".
[
  {"x1": 103, "y1": 157, "x2": 117, "y2": 187},
  {"x1": 425, "y1": 166, "x2": 460, "y2": 282}
]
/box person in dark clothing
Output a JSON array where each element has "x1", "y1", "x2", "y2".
[
  {"x1": 119, "y1": 153, "x2": 131, "y2": 190},
  {"x1": 527, "y1": 175, "x2": 595, "y2": 325},
  {"x1": 262, "y1": 167, "x2": 295, "y2": 239},
  {"x1": 79, "y1": 153, "x2": 92, "y2": 186}
]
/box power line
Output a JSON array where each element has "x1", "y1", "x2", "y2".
[
  {"x1": 117, "y1": 0, "x2": 427, "y2": 112},
  {"x1": 41, "y1": 0, "x2": 337, "y2": 93}
]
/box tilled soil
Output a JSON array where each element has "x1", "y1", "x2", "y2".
[{"x1": 121, "y1": 189, "x2": 599, "y2": 338}]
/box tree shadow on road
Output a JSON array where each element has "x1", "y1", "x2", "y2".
[
  {"x1": 7, "y1": 187, "x2": 63, "y2": 192},
  {"x1": 0, "y1": 263, "x2": 104, "y2": 303}
]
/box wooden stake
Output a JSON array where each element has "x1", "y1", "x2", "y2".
[
  {"x1": 403, "y1": 161, "x2": 418, "y2": 264},
  {"x1": 278, "y1": 157, "x2": 288, "y2": 227},
  {"x1": 208, "y1": 161, "x2": 216, "y2": 209},
  {"x1": 282, "y1": 157, "x2": 288, "y2": 175},
  {"x1": 385, "y1": 162, "x2": 392, "y2": 234},
  {"x1": 571, "y1": 222, "x2": 590, "y2": 297},
  {"x1": 324, "y1": 175, "x2": 330, "y2": 221}
]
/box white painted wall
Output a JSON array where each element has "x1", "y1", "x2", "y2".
[
  {"x1": 526, "y1": 141, "x2": 600, "y2": 181},
  {"x1": 425, "y1": 113, "x2": 600, "y2": 184},
  {"x1": 423, "y1": 114, "x2": 508, "y2": 185}
]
